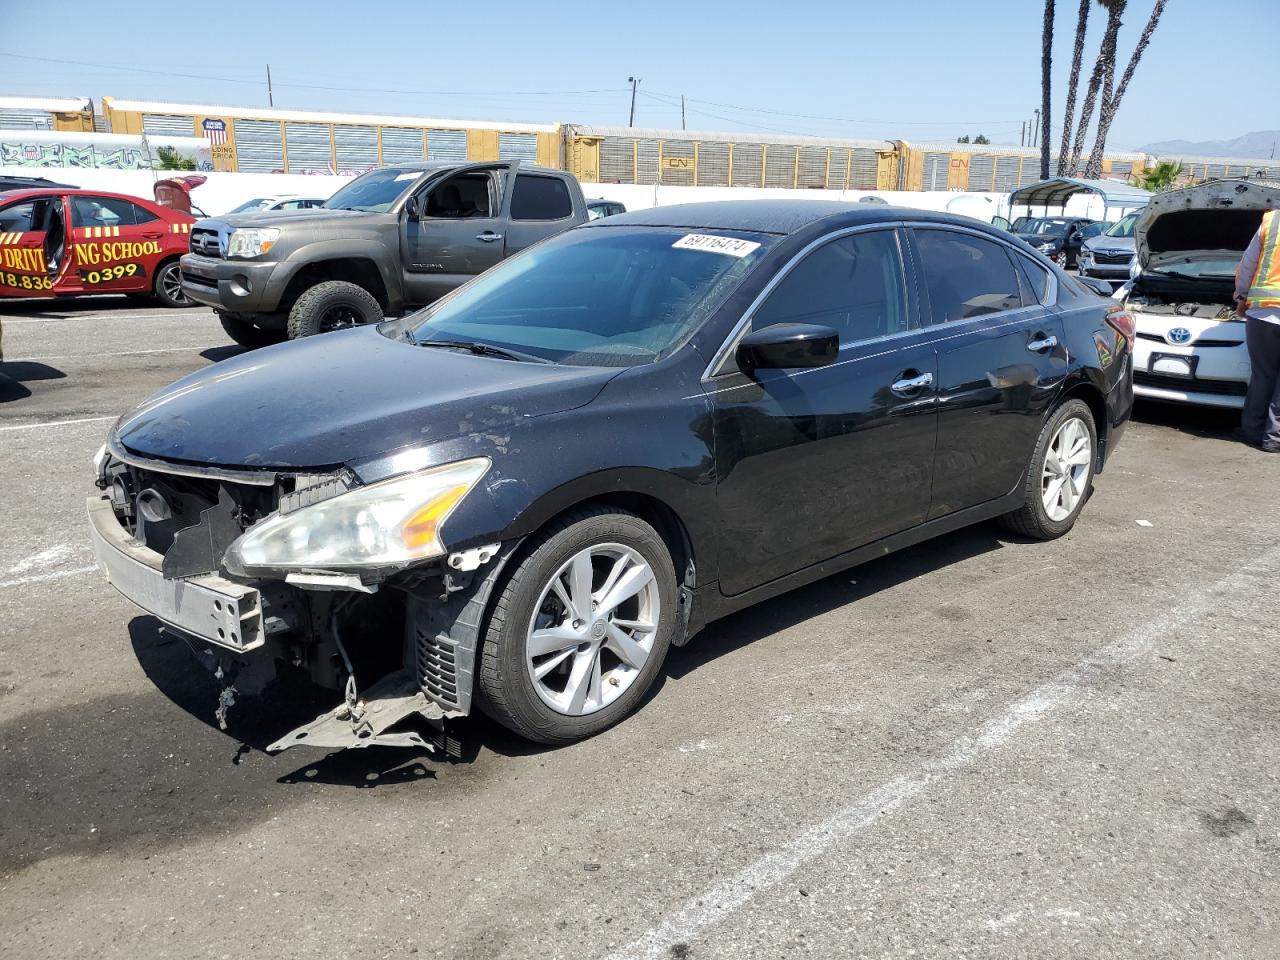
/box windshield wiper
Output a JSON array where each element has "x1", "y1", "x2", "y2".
[{"x1": 416, "y1": 338, "x2": 552, "y2": 364}]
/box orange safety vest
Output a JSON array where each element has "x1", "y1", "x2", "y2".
[{"x1": 1246, "y1": 209, "x2": 1280, "y2": 310}]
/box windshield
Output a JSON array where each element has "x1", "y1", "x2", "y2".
[
  {"x1": 408, "y1": 226, "x2": 774, "y2": 366},
  {"x1": 324, "y1": 168, "x2": 423, "y2": 212},
  {"x1": 1015, "y1": 218, "x2": 1072, "y2": 236},
  {"x1": 227, "y1": 198, "x2": 269, "y2": 214},
  {"x1": 1148, "y1": 254, "x2": 1240, "y2": 278},
  {"x1": 1106, "y1": 214, "x2": 1137, "y2": 238}
]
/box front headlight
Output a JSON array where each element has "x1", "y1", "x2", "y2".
[
  {"x1": 226, "y1": 227, "x2": 281, "y2": 259},
  {"x1": 224, "y1": 457, "x2": 490, "y2": 575}
]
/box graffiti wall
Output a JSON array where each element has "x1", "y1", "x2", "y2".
[{"x1": 0, "y1": 131, "x2": 212, "y2": 171}]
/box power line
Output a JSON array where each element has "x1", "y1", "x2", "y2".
[{"x1": 0, "y1": 51, "x2": 623, "y2": 99}]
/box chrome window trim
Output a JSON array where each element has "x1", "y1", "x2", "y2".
[{"x1": 701, "y1": 222, "x2": 910, "y2": 382}]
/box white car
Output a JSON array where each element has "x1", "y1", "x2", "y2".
[
  {"x1": 224, "y1": 195, "x2": 327, "y2": 215},
  {"x1": 1121, "y1": 178, "x2": 1278, "y2": 409}
]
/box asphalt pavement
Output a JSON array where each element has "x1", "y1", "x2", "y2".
[{"x1": 1, "y1": 296, "x2": 1277, "y2": 959}]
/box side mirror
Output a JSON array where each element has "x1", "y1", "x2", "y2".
[
  {"x1": 404, "y1": 195, "x2": 420, "y2": 220},
  {"x1": 736, "y1": 323, "x2": 838, "y2": 372},
  {"x1": 1078, "y1": 276, "x2": 1113, "y2": 297},
  {"x1": 1070, "y1": 231, "x2": 1083, "y2": 243}
]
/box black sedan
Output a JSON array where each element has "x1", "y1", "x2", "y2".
[
  {"x1": 88, "y1": 201, "x2": 1134, "y2": 748},
  {"x1": 1012, "y1": 216, "x2": 1097, "y2": 268}
]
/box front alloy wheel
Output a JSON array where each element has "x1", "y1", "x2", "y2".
[
  {"x1": 477, "y1": 507, "x2": 677, "y2": 744},
  {"x1": 525, "y1": 544, "x2": 661, "y2": 716}
]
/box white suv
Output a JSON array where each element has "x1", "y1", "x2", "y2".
[{"x1": 1121, "y1": 179, "x2": 1278, "y2": 409}]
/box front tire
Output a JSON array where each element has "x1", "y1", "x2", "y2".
[
  {"x1": 1000, "y1": 398, "x2": 1097, "y2": 540},
  {"x1": 218, "y1": 312, "x2": 284, "y2": 349},
  {"x1": 477, "y1": 508, "x2": 678, "y2": 744},
  {"x1": 153, "y1": 260, "x2": 192, "y2": 308},
  {"x1": 286, "y1": 280, "x2": 382, "y2": 339}
]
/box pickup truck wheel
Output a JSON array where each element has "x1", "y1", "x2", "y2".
[
  {"x1": 477, "y1": 508, "x2": 678, "y2": 745},
  {"x1": 154, "y1": 261, "x2": 192, "y2": 308},
  {"x1": 287, "y1": 280, "x2": 382, "y2": 339},
  {"x1": 218, "y1": 312, "x2": 285, "y2": 349}
]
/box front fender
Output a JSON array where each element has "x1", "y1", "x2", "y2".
[{"x1": 265, "y1": 238, "x2": 404, "y2": 310}]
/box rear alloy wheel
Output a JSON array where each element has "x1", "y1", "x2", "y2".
[
  {"x1": 218, "y1": 312, "x2": 285, "y2": 349},
  {"x1": 1055, "y1": 251, "x2": 1070, "y2": 269},
  {"x1": 999, "y1": 398, "x2": 1097, "y2": 540},
  {"x1": 286, "y1": 280, "x2": 382, "y2": 339},
  {"x1": 478, "y1": 508, "x2": 677, "y2": 744},
  {"x1": 154, "y1": 260, "x2": 192, "y2": 308}
]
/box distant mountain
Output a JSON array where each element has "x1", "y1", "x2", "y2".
[{"x1": 1140, "y1": 130, "x2": 1280, "y2": 160}]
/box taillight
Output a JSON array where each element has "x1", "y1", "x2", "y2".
[{"x1": 1105, "y1": 306, "x2": 1135, "y2": 344}]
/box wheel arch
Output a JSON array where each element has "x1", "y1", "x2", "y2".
[
  {"x1": 277, "y1": 255, "x2": 392, "y2": 314},
  {"x1": 1055, "y1": 372, "x2": 1109, "y2": 469}
]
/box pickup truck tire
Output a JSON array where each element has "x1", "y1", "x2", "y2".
[
  {"x1": 476, "y1": 507, "x2": 677, "y2": 744},
  {"x1": 218, "y1": 312, "x2": 285, "y2": 349},
  {"x1": 287, "y1": 280, "x2": 382, "y2": 339},
  {"x1": 153, "y1": 260, "x2": 192, "y2": 308}
]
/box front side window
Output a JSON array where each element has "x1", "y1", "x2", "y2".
[
  {"x1": 425, "y1": 173, "x2": 492, "y2": 218},
  {"x1": 915, "y1": 230, "x2": 1025, "y2": 323},
  {"x1": 751, "y1": 230, "x2": 908, "y2": 345},
  {"x1": 512, "y1": 175, "x2": 573, "y2": 220},
  {"x1": 408, "y1": 226, "x2": 773, "y2": 366}
]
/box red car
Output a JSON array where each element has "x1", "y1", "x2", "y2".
[{"x1": 0, "y1": 188, "x2": 195, "y2": 307}]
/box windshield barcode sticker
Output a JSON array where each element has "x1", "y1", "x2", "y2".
[{"x1": 672, "y1": 234, "x2": 761, "y2": 257}]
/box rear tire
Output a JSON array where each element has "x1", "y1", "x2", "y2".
[
  {"x1": 999, "y1": 398, "x2": 1097, "y2": 540},
  {"x1": 477, "y1": 507, "x2": 678, "y2": 745},
  {"x1": 218, "y1": 312, "x2": 284, "y2": 349},
  {"x1": 286, "y1": 280, "x2": 382, "y2": 339},
  {"x1": 153, "y1": 260, "x2": 192, "y2": 308}
]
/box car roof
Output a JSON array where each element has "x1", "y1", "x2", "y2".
[
  {"x1": 581, "y1": 199, "x2": 997, "y2": 237},
  {"x1": 378, "y1": 161, "x2": 564, "y2": 176}
]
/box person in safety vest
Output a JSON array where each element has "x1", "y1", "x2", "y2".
[{"x1": 1236, "y1": 211, "x2": 1280, "y2": 452}]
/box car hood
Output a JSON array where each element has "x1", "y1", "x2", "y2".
[
  {"x1": 1083, "y1": 235, "x2": 1135, "y2": 255},
  {"x1": 213, "y1": 207, "x2": 378, "y2": 230},
  {"x1": 1136, "y1": 178, "x2": 1280, "y2": 271},
  {"x1": 114, "y1": 326, "x2": 619, "y2": 469}
]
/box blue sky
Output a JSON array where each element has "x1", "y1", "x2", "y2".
[{"x1": 1, "y1": 0, "x2": 1274, "y2": 150}]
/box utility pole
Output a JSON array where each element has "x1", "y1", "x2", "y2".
[
  {"x1": 681, "y1": 95, "x2": 686, "y2": 131},
  {"x1": 1021, "y1": 121, "x2": 1026, "y2": 147},
  {"x1": 267, "y1": 64, "x2": 274, "y2": 107},
  {"x1": 627, "y1": 76, "x2": 640, "y2": 127}
]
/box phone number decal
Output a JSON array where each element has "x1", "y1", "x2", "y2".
[
  {"x1": 80, "y1": 263, "x2": 145, "y2": 284},
  {"x1": 1, "y1": 272, "x2": 53, "y2": 291}
]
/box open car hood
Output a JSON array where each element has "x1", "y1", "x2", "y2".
[{"x1": 1135, "y1": 178, "x2": 1280, "y2": 271}]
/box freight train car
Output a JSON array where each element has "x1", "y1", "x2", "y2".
[
  {"x1": 0, "y1": 96, "x2": 96, "y2": 133},
  {"x1": 895, "y1": 141, "x2": 1148, "y2": 192},
  {"x1": 564, "y1": 124, "x2": 899, "y2": 190},
  {"x1": 1154, "y1": 153, "x2": 1280, "y2": 183},
  {"x1": 99, "y1": 98, "x2": 561, "y2": 174}
]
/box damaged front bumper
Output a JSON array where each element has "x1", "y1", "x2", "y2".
[{"x1": 88, "y1": 490, "x2": 513, "y2": 753}]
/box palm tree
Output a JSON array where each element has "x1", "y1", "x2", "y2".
[
  {"x1": 1067, "y1": 0, "x2": 1126, "y2": 177},
  {"x1": 1056, "y1": 0, "x2": 1092, "y2": 176},
  {"x1": 1132, "y1": 159, "x2": 1182, "y2": 191},
  {"x1": 1040, "y1": 0, "x2": 1055, "y2": 179},
  {"x1": 1083, "y1": 0, "x2": 1170, "y2": 178}
]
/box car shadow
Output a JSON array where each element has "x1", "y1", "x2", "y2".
[
  {"x1": 123, "y1": 522, "x2": 1008, "y2": 776},
  {"x1": 1131, "y1": 397, "x2": 1240, "y2": 440},
  {"x1": 200, "y1": 345, "x2": 247, "y2": 363},
  {"x1": 0, "y1": 361, "x2": 66, "y2": 403}
]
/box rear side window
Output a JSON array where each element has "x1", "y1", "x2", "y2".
[
  {"x1": 0, "y1": 200, "x2": 37, "y2": 233},
  {"x1": 915, "y1": 230, "x2": 1024, "y2": 323},
  {"x1": 70, "y1": 196, "x2": 157, "y2": 228},
  {"x1": 1014, "y1": 254, "x2": 1053, "y2": 304},
  {"x1": 511, "y1": 175, "x2": 572, "y2": 221},
  {"x1": 751, "y1": 229, "x2": 909, "y2": 344}
]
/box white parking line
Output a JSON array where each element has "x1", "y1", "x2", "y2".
[
  {"x1": 9, "y1": 345, "x2": 222, "y2": 362},
  {"x1": 0, "y1": 415, "x2": 116, "y2": 432},
  {"x1": 3, "y1": 311, "x2": 208, "y2": 324},
  {"x1": 0, "y1": 564, "x2": 98, "y2": 590},
  {"x1": 602, "y1": 541, "x2": 1280, "y2": 960}
]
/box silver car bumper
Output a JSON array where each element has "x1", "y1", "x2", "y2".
[{"x1": 87, "y1": 495, "x2": 264, "y2": 652}]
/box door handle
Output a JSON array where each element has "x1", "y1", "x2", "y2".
[
  {"x1": 890, "y1": 371, "x2": 934, "y2": 397},
  {"x1": 1027, "y1": 334, "x2": 1058, "y2": 353},
  {"x1": 476, "y1": 232, "x2": 503, "y2": 242},
  {"x1": 141, "y1": 231, "x2": 165, "y2": 239}
]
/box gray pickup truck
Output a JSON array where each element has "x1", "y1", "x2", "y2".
[{"x1": 180, "y1": 161, "x2": 588, "y2": 346}]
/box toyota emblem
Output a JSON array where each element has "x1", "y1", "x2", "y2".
[{"x1": 1166, "y1": 327, "x2": 1192, "y2": 345}]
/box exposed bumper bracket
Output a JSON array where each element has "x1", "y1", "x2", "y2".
[{"x1": 266, "y1": 668, "x2": 445, "y2": 753}]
